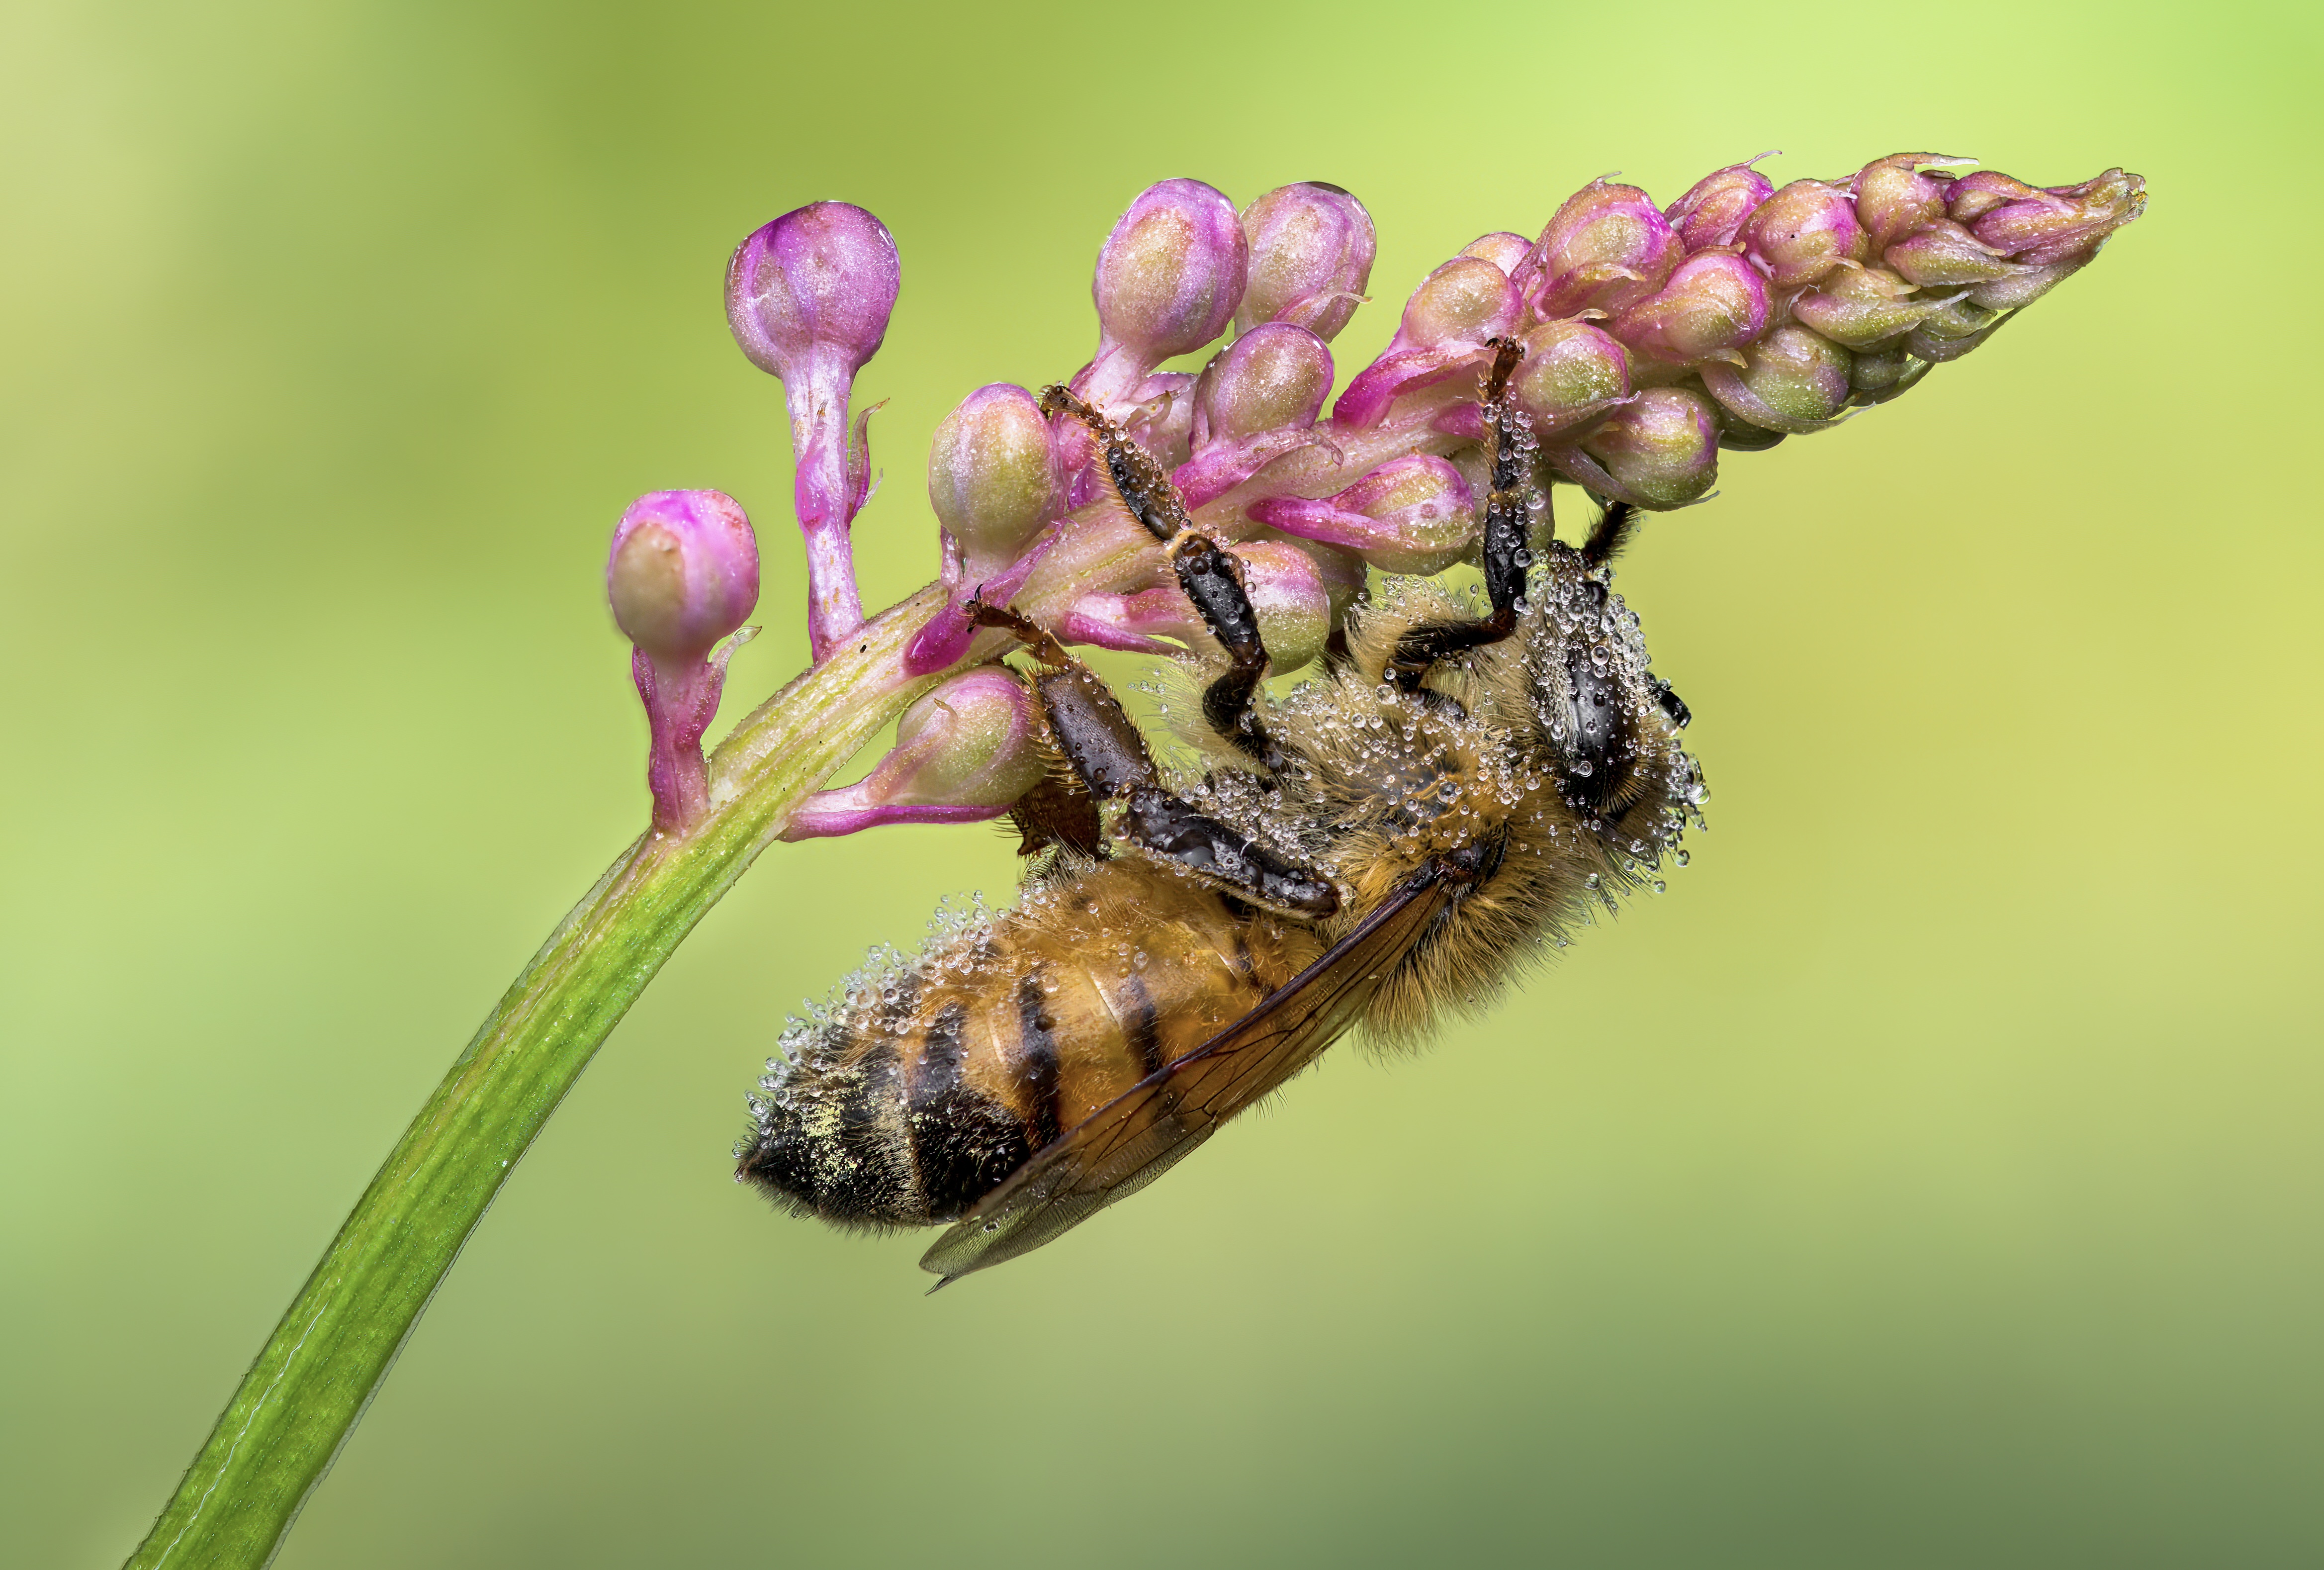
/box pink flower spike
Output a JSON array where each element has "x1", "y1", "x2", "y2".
[
  {"x1": 1607, "y1": 251, "x2": 1769, "y2": 365},
  {"x1": 1518, "y1": 180, "x2": 1685, "y2": 321},
  {"x1": 1331, "y1": 257, "x2": 1520, "y2": 430},
  {"x1": 607, "y1": 490, "x2": 761, "y2": 833},
  {"x1": 1238, "y1": 182, "x2": 1377, "y2": 343},
  {"x1": 1666, "y1": 156, "x2": 1777, "y2": 251},
  {"x1": 1248, "y1": 454, "x2": 1478, "y2": 576},
  {"x1": 1083, "y1": 179, "x2": 1248, "y2": 409},
  {"x1": 782, "y1": 668, "x2": 1046, "y2": 840},
  {"x1": 725, "y1": 201, "x2": 900, "y2": 664}
]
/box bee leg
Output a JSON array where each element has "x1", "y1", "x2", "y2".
[
  {"x1": 1039, "y1": 384, "x2": 1186, "y2": 544},
  {"x1": 1170, "y1": 534, "x2": 1292, "y2": 776},
  {"x1": 1120, "y1": 785, "x2": 1340, "y2": 919},
  {"x1": 1387, "y1": 339, "x2": 1533, "y2": 694}
]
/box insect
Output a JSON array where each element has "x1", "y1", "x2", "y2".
[{"x1": 737, "y1": 340, "x2": 1704, "y2": 1287}]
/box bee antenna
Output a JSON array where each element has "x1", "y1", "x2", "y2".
[{"x1": 1580, "y1": 497, "x2": 1641, "y2": 568}]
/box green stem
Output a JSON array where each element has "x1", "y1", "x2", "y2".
[{"x1": 125, "y1": 584, "x2": 951, "y2": 1570}]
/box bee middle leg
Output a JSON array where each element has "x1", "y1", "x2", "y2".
[{"x1": 975, "y1": 601, "x2": 1337, "y2": 919}]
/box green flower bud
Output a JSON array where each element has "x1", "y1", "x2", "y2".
[{"x1": 1581, "y1": 386, "x2": 1719, "y2": 507}]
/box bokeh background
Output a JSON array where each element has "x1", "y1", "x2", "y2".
[{"x1": 5, "y1": 0, "x2": 2319, "y2": 1564}]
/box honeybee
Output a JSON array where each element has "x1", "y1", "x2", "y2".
[{"x1": 738, "y1": 341, "x2": 1703, "y2": 1286}]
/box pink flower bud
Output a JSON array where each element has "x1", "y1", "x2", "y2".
[
  {"x1": 1505, "y1": 319, "x2": 1633, "y2": 436},
  {"x1": 1788, "y1": 265, "x2": 1941, "y2": 349},
  {"x1": 1944, "y1": 170, "x2": 2041, "y2": 225},
  {"x1": 1665, "y1": 156, "x2": 1776, "y2": 251},
  {"x1": 1237, "y1": 182, "x2": 1376, "y2": 343},
  {"x1": 1520, "y1": 180, "x2": 1685, "y2": 320},
  {"x1": 608, "y1": 490, "x2": 760, "y2": 662},
  {"x1": 1578, "y1": 386, "x2": 1720, "y2": 508},
  {"x1": 1087, "y1": 179, "x2": 1248, "y2": 404},
  {"x1": 1966, "y1": 257, "x2": 2089, "y2": 311},
  {"x1": 1248, "y1": 454, "x2": 1477, "y2": 576},
  {"x1": 1175, "y1": 325, "x2": 1335, "y2": 508},
  {"x1": 1460, "y1": 231, "x2": 1533, "y2": 274},
  {"x1": 783, "y1": 668, "x2": 1047, "y2": 839},
  {"x1": 928, "y1": 384, "x2": 1061, "y2": 578},
  {"x1": 1883, "y1": 219, "x2": 2023, "y2": 286},
  {"x1": 1850, "y1": 154, "x2": 1971, "y2": 253},
  {"x1": 1968, "y1": 168, "x2": 2146, "y2": 267},
  {"x1": 607, "y1": 490, "x2": 761, "y2": 834},
  {"x1": 1738, "y1": 180, "x2": 1868, "y2": 288},
  {"x1": 1904, "y1": 296, "x2": 2005, "y2": 363},
  {"x1": 1332, "y1": 256, "x2": 1520, "y2": 429},
  {"x1": 1607, "y1": 250, "x2": 1770, "y2": 365},
  {"x1": 1697, "y1": 324, "x2": 1853, "y2": 434},
  {"x1": 724, "y1": 202, "x2": 899, "y2": 663}
]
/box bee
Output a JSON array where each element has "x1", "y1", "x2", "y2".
[{"x1": 737, "y1": 340, "x2": 1703, "y2": 1287}]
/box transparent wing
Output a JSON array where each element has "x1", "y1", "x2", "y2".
[{"x1": 919, "y1": 863, "x2": 1454, "y2": 1287}]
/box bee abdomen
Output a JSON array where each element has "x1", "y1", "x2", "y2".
[
  {"x1": 904, "y1": 1000, "x2": 1034, "y2": 1221},
  {"x1": 737, "y1": 1025, "x2": 922, "y2": 1229}
]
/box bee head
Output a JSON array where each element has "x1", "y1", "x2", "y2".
[{"x1": 1525, "y1": 539, "x2": 1702, "y2": 851}]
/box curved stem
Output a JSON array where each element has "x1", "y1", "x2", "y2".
[{"x1": 124, "y1": 584, "x2": 951, "y2": 1570}]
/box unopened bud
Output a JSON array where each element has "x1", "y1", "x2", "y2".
[
  {"x1": 1064, "y1": 541, "x2": 1338, "y2": 672},
  {"x1": 1194, "y1": 324, "x2": 1333, "y2": 444},
  {"x1": 1090, "y1": 179, "x2": 1247, "y2": 399},
  {"x1": 1698, "y1": 324, "x2": 1853, "y2": 434},
  {"x1": 724, "y1": 201, "x2": 899, "y2": 662},
  {"x1": 1237, "y1": 182, "x2": 1376, "y2": 342},
  {"x1": 1904, "y1": 296, "x2": 2005, "y2": 363},
  {"x1": 1788, "y1": 265, "x2": 1940, "y2": 349},
  {"x1": 1248, "y1": 454, "x2": 1477, "y2": 576},
  {"x1": 1883, "y1": 219, "x2": 2021, "y2": 286},
  {"x1": 1608, "y1": 250, "x2": 1769, "y2": 364},
  {"x1": 1460, "y1": 231, "x2": 1533, "y2": 274},
  {"x1": 1331, "y1": 256, "x2": 1521, "y2": 428},
  {"x1": 1666, "y1": 157, "x2": 1775, "y2": 251},
  {"x1": 1851, "y1": 154, "x2": 1970, "y2": 252},
  {"x1": 608, "y1": 490, "x2": 760, "y2": 662},
  {"x1": 1579, "y1": 386, "x2": 1720, "y2": 508},
  {"x1": 1522, "y1": 180, "x2": 1685, "y2": 319},
  {"x1": 1506, "y1": 319, "x2": 1633, "y2": 436},
  {"x1": 1847, "y1": 343, "x2": 1919, "y2": 398},
  {"x1": 929, "y1": 384, "x2": 1061, "y2": 577},
  {"x1": 1738, "y1": 180, "x2": 1868, "y2": 288},
  {"x1": 1944, "y1": 170, "x2": 2041, "y2": 225},
  {"x1": 1968, "y1": 168, "x2": 2146, "y2": 267},
  {"x1": 783, "y1": 668, "x2": 1046, "y2": 839},
  {"x1": 725, "y1": 202, "x2": 900, "y2": 386}
]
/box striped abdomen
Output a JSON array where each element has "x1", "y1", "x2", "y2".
[{"x1": 738, "y1": 864, "x2": 1310, "y2": 1229}]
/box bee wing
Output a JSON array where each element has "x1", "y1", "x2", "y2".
[{"x1": 919, "y1": 862, "x2": 1455, "y2": 1287}]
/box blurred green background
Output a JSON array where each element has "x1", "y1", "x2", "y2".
[{"x1": 4, "y1": 0, "x2": 2319, "y2": 1564}]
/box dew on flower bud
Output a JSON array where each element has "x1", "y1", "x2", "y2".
[
  {"x1": 1522, "y1": 180, "x2": 1685, "y2": 319},
  {"x1": 1666, "y1": 157, "x2": 1776, "y2": 251},
  {"x1": 1739, "y1": 180, "x2": 1869, "y2": 288},
  {"x1": 608, "y1": 490, "x2": 759, "y2": 662},
  {"x1": 1237, "y1": 182, "x2": 1377, "y2": 342},
  {"x1": 1698, "y1": 324, "x2": 1853, "y2": 434},
  {"x1": 1193, "y1": 324, "x2": 1333, "y2": 444},
  {"x1": 1092, "y1": 178, "x2": 1248, "y2": 391},
  {"x1": 1608, "y1": 251, "x2": 1770, "y2": 365},
  {"x1": 928, "y1": 383, "x2": 1061, "y2": 576},
  {"x1": 1507, "y1": 320, "x2": 1633, "y2": 436},
  {"x1": 1579, "y1": 386, "x2": 1720, "y2": 508}
]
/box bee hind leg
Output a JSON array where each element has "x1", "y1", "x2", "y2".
[{"x1": 1120, "y1": 785, "x2": 1339, "y2": 919}]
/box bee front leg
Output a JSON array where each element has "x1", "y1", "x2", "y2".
[{"x1": 1170, "y1": 534, "x2": 1292, "y2": 776}]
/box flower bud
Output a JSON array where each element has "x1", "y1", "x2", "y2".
[
  {"x1": 1666, "y1": 157, "x2": 1775, "y2": 251},
  {"x1": 1847, "y1": 343, "x2": 1918, "y2": 397},
  {"x1": 1331, "y1": 256, "x2": 1521, "y2": 429},
  {"x1": 1579, "y1": 386, "x2": 1720, "y2": 508},
  {"x1": 1460, "y1": 231, "x2": 1533, "y2": 274},
  {"x1": 1237, "y1": 182, "x2": 1376, "y2": 342},
  {"x1": 1738, "y1": 180, "x2": 1868, "y2": 288},
  {"x1": 1521, "y1": 181, "x2": 1685, "y2": 319},
  {"x1": 1506, "y1": 319, "x2": 1633, "y2": 436},
  {"x1": 1883, "y1": 219, "x2": 2022, "y2": 286},
  {"x1": 1904, "y1": 296, "x2": 2005, "y2": 363},
  {"x1": 928, "y1": 384, "x2": 1061, "y2": 577},
  {"x1": 1697, "y1": 324, "x2": 1853, "y2": 434},
  {"x1": 1850, "y1": 154, "x2": 1970, "y2": 253},
  {"x1": 1195, "y1": 324, "x2": 1333, "y2": 444},
  {"x1": 1607, "y1": 250, "x2": 1770, "y2": 364},
  {"x1": 1247, "y1": 454, "x2": 1477, "y2": 576},
  {"x1": 1944, "y1": 170, "x2": 2041, "y2": 225},
  {"x1": 1968, "y1": 168, "x2": 2146, "y2": 267},
  {"x1": 1176, "y1": 325, "x2": 1335, "y2": 507},
  {"x1": 608, "y1": 490, "x2": 760, "y2": 662},
  {"x1": 725, "y1": 202, "x2": 899, "y2": 386},
  {"x1": 1788, "y1": 264, "x2": 1941, "y2": 349},
  {"x1": 1966, "y1": 257, "x2": 2088, "y2": 311},
  {"x1": 782, "y1": 668, "x2": 1047, "y2": 839},
  {"x1": 1089, "y1": 179, "x2": 1247, "y2": 401},
  {"x1": 724, "y1": 202, "x2": 899, "y2": 662},
  {"x1": 608, "y1": 489, "x2": 761, "y2": 833},
  {"x1": 1125, "y1": 371, "x2": 1198, "y2": 470}
]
